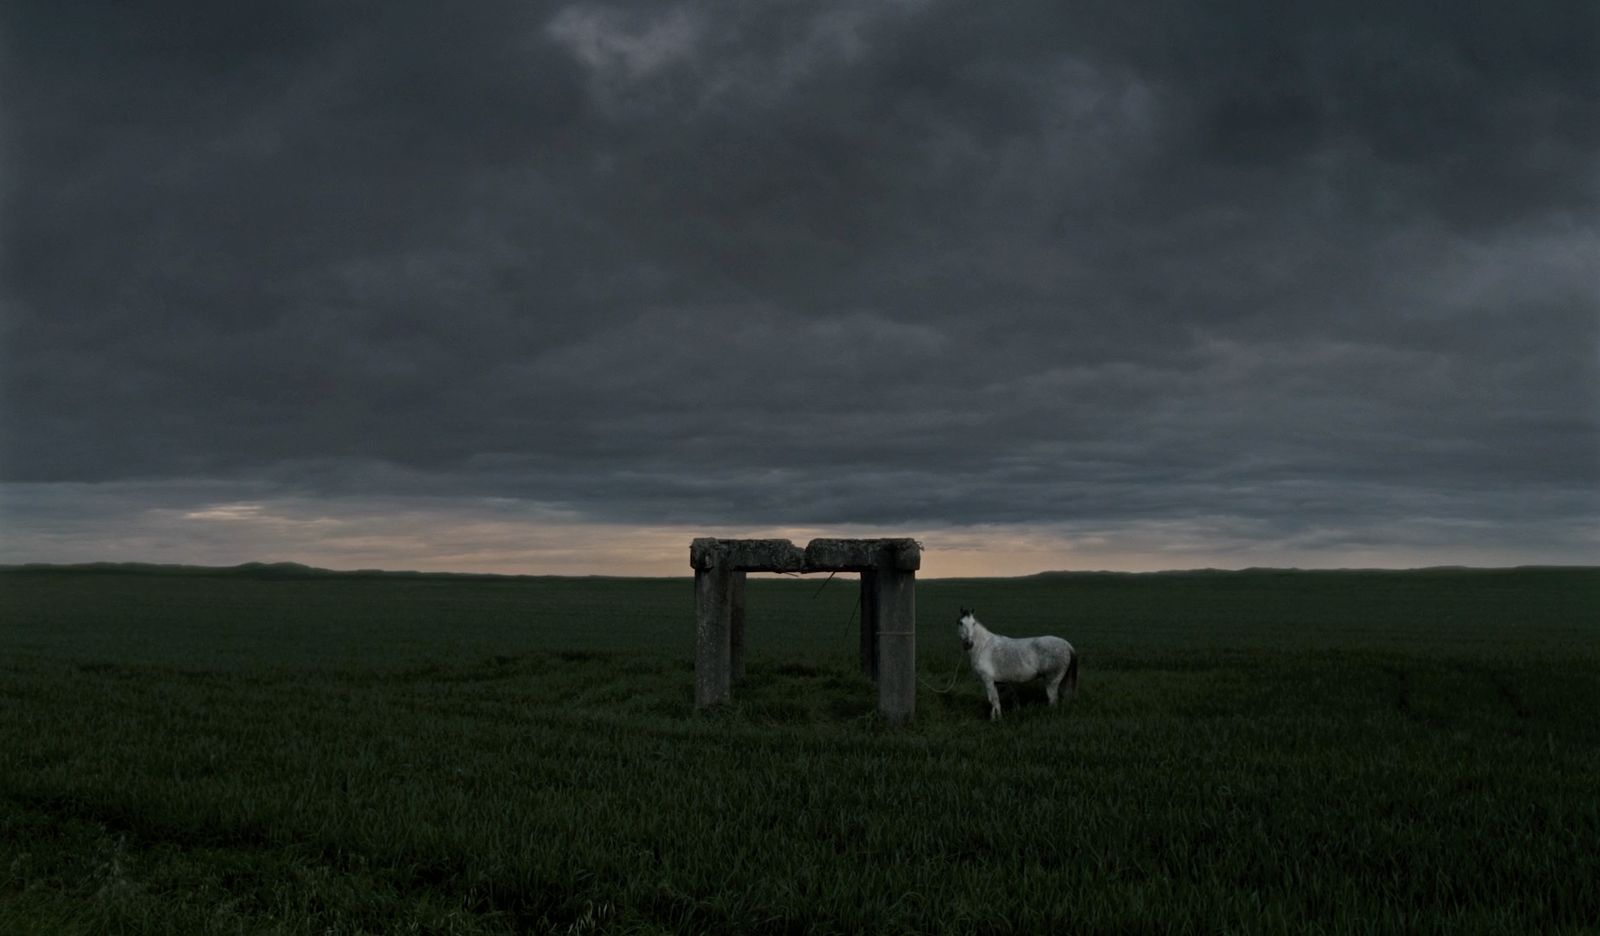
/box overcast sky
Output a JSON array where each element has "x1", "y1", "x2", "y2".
[{"x1": 2, "y1": 1, "x2": 1596, "y2": 575}]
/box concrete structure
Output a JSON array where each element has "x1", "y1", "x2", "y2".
[{"x1": 690, "y1": 537, "x2": 921, "y2": 723}]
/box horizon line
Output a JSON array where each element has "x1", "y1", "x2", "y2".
[{"x1": 4, "y1": 559, "x2": 1595, "y2": 582}]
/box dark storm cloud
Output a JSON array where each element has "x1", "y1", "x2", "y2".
[{"x1": 2, "y1": 0, "x2": 1596, "y2": 564}]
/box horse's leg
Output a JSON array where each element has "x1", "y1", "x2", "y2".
[
  {"x1": 981, "y1": 675, "x2": 1002, "y2": 720},
  {"x1": 1046, "y1": 666, "x2": 1066, "y2": 706}
]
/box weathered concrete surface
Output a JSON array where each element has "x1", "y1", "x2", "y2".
[
  {"x1": 805, "y1": 538, "x2": 921, "y2": 571},
  {"x1": 730, "y1": 570, "x2": 747, "y2": 683},
  {"x1": 874, "y1": 570, "x2": 917, "y2": 724},
  {"x1": 690, "y1": 537, "x2": 920, "y2": 573},
  {"x1": 693, "y1": 568, "x2": 732, "y2": 707},
  {"x1": 691, "y1": 537, "x2": 921, "y2": 722},
  {"x1": 690, "y1": 538, "x2": 806, "y2": 572}
]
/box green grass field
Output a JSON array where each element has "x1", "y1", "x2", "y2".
[{"x1": 2, "y1": 565, "x2": 1597, "y2": 933}]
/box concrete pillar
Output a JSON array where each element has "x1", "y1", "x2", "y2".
[
  {"x1": 730, "y1": 570, "x2": 747, "y2": 683},
  {"x1": 858, "y1": 570, "x2": 880, "y2": 680},
  {"x1": 694, "y1": 567, "x2": 733, "y2": 708},
  {"x1": 874, "y1": 569, "x2": 916, "y2": 723}
]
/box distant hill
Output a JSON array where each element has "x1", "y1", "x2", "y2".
[
  {"x1": 1021, "y1": 565, "x2": 1598, "y2": 579},
  {"x1": 0, "y1": 561, "x2": 555, "y2": 582}
]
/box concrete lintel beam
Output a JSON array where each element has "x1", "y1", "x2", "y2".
[
  {"x1": 689, "y1": 538, "x2": 807, "y2": 572},
  {"x1": 803, "y1": 538, "x2": 921, "y2": 572}
]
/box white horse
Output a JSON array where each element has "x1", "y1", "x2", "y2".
[{"x1": 957, "y1": 608, "x2": 1078, "y2": 720}]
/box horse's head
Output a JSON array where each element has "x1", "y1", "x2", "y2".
[{"x1": 957, "y1": 608, "x2": 978, "y2": 650}]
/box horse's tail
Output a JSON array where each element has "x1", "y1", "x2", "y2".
[{"x1": 1064, "y1": 646, "x2": 1079, "y2": 698}]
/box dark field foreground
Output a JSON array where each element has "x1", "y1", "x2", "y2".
[{"x1": 1, "y1": 566, "x2": 1597, "y2": 933}]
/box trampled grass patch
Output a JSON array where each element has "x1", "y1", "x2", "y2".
[{"x1": 1, "y1": 567, "x2": 1597, "y2": 932}]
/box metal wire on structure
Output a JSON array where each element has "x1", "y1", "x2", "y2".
[{"x1": 807, "y1": 567, "x2": 965, "y2": 694}]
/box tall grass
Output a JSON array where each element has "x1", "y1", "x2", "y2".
[{"x1": 2, "y1": 567, "x2": 1596, "y2": 933}]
